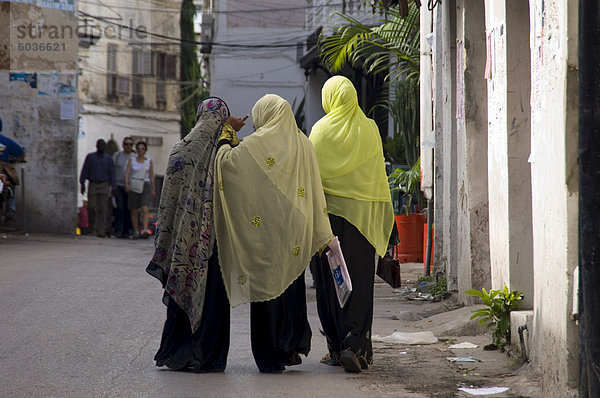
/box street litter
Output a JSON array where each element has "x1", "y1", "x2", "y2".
[
  {"x1": 393, "y1": 286, "x2": 416, "y2": 293},
  {"x1": 447, "y1": 356, "x2": 480, "y2": 362},
  {"x1": 458, "y1": 386, "x2": 509, "y2": 395},
  {"x1": 449, "y1": 342, "x2": 479, "y2": 349},
  {"x1": 405, "y1": 292, "x2": 434, "y2": 301},
  {"x1": 372, "y1": 331, "x2": 438, "y2": 345}
]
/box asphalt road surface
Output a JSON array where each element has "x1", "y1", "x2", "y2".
[{"x1": 0, "y1": 233, "x2": 403, "y2": 398}]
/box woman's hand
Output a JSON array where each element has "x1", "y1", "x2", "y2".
[{"x1": 225, "y1": 115, "x2": 249, "y2": 132}]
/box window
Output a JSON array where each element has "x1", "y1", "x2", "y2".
[
  {"x1": 106, "y1": 44, "x2": 117, "y2": 98},
  {"x1": 156, "y1": 81, "x2": 166, "y2": 108},
  {"x1": 117, "y1": 76, "x2": 129, "y2": 96},
  {"x1": 132, "y1": 49, "x2": 152, "y2": 76},
  {"x1": 154, "y1": 52, "x2": 177, "y2": 80},
  {"x1": 166, "y1": 54, "x2": 177, "y2": 80}
]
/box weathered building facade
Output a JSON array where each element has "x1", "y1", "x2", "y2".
[
  {"x1": 1, "y1": 0, "x2": 79, "y2": 233},
  {"x1": 422, "y1": 1, "x2": 578, "y2": 395},
  {"x1": 77, "y1": 0, "x2": 182, "y2": 206}
]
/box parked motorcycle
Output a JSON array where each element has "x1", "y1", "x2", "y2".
[{"x1": 0, "y1": 155, "x2": 25, "y2": 224}]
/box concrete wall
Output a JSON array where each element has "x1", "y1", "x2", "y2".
[
  {"x1": 429, "y1": 0, "x2": 579, "y2": 393},
  {"x1": 528, "y1": 0, "x2": 578, "y2": 394},
  {"x1": 1, "y1": 2, "x2": 79, "y2": 234},
  {"x1": 455, "y1": 0, "x2": 491, "y2": 299},
  {"x1": 484, "y1": 0, "x2": 534, "y2": 308},
  {"x1": 436, "y1": 0, "x2": 458, "y2": 288}
]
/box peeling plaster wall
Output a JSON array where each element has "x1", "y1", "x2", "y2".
[
  {"x1": 1, "y1": 2, "x2": 78, "y2": 234},
  {"x1": 484, "y1": 0, "x2": 534, "y2": 308},
  {"x1": 528, "y1": 0, "x2": 578, "y2": 394},
  {"x1": 456, "y1": 0, "x2": 491, "y2": 301},
  {"x1": 484, "y1": 0, "x2": 510, "y2": 290}
]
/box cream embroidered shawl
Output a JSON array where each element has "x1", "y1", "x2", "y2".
[{"x1": 214, "y1": 94, "x2": 333, "y2": 306}]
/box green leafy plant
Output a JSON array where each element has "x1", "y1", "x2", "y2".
[
  {"x1": 416, "y1": 275, "x2": 447, "y2": 296},
  {"x1": 429, "y1": 277, "x2": 447, "y2": 296},
  {"x1": 388, "y1": 157, "x2": 421, "y2": 215},
  {"x1": 465, "y1": 286, "x2": 524, "y2": 350}
]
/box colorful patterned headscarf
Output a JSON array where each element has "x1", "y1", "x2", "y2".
[
  {"x1": 196, "y1": 96, "x2": 230, "y2": 123},
  {"x1": 147, "y1": 97, "x2": 230, "y2": 332}
]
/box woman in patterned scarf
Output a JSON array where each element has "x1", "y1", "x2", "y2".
[{"x1": 146, "y1": 97, "x2": 246, "y2": 372}]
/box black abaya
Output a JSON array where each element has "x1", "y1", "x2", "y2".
[
  {"x1": 314, "y1": 214, "x2": 375, "y2": 369},
  {"x1": 154, "y1": 247, "x2": 230, "y2": 372},
  {"x1": 250, "y1": 271, "x2": 312, "y2": 373}
]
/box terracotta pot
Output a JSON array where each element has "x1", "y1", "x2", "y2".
[{"x1": 394, "y1": 213, "x2": 426, "y2": 263}]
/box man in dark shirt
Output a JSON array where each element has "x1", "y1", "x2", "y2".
[{"x1": 80, "y1": 139, "x2": 116, "y2": 237}]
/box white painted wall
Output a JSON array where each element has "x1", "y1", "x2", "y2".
[
  {"x1": 528, "y1": 0, "x2": 578, "y2": 393},
  {"x1": 484, "y1": 0, "x2": 510, "y2": 289},
  {"x1": 209, "y1": 0, "x2": 310, "y2": 137}
]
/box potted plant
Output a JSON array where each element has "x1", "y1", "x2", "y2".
[{"x1": 389, "y1": 158, "x2": 426, "y2": 263}]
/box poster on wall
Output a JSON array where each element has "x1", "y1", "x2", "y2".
[
  {"x1": 9, "y1": 72, "x2": 37, "y2": 89},
  {"x1": 36, "y1": 0, "x2": 74, "y2": 11},
  {"x1": 60, "y1": 99, "x2": 75, "y2": 120}
]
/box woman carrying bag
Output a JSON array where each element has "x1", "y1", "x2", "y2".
[{"x1": 125, "y1": 141, "x2": 155, "y2": 239}]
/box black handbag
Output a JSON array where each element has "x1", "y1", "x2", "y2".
[{"x1": 377, "y1": 250, "x2": 402, "y2": 289}]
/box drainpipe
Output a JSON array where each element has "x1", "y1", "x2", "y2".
[{"x1": 578, "y1": 1, "x2": 600, "y2": 396}]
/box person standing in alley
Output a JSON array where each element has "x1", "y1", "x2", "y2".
[
  {"x1": 80, "y1": 139, "x2": 116, "y2": 238},
  {"x1": 146, "y1": 97, "x2": 246, "y2": 372},
  {"x1": 124, "y1": 141, "x2": 155, "y2": 239},
  {"x1": 309, "y1": 75, "x2": 394, "y2": 373},
  {"x1": 214, "y1": 94, "x2": 333, "y2": 373},
  {"x1": 112, "y1": 136, "x2": 135, "y2": 238}
]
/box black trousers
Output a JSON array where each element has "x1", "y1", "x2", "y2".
[
  {"x1": 314, "y1": 214, "x2": 376, "y2": 369},
  {"x1": 250, "y1": 271, "x2": 312, "y2": 373},
  {"x1": 154, "y1": 247, "x2": 230, "y2": 372}
]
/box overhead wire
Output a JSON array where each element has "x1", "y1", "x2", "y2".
[{"x1": 79, "y1": 10, "x2": 306, "y2": 48}]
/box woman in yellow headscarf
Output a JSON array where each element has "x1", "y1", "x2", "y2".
[
  {"x1": 214, "y1": 93, "x2": 334, "y2": 373},
  {"x1": 309, "y1": 75, "x2": 394, "y2": 373}
]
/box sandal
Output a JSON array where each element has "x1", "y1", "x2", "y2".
[
  {"x1": 339, "y1": 350, "x2": 362, "y2": 373},
  {"x1": 319, "y1": 353, "x2": 341, "y2": 367}
]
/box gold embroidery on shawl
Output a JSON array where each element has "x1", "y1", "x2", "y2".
[
  {"x1": 237, "y1": 275, "x2": 247, "y2": 285},
  {"x1": 297, "y1": 186, "x2": 306, "y2": 197},
  {"x1": 292, "y1": 246, "x2": 300, "y2": 256},
  {"x1": 266, "y1": 157, "x2": 275, "y2": 167},
  {"x1": 251, "y1": 216, "x2": 261, "y2": 227},
  {"x1": 218, "y1": 180, "x2": 223, "y2": 191}
]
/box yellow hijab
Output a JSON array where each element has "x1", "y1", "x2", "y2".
[
  {"x1": 309, "y1": 75, "x2": 394, "y2": 256},
  {"x1": 214, "y1": 94, "x2": 333, "y2": 306}
]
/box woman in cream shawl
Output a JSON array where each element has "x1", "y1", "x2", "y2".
[
  {"x1": 309, "y1": 76, "x2": 394, "y2": 373},
  {"x1": 146, "y1": 97, "x2": 243, "y2": 372},
  {"x1": 214, "y1": 94, "x2": 333, "y2": 373}
]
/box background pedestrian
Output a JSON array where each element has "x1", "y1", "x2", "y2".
[
  {"x1": 112, "y1": 136, "x2": 135, "y2": 238},
  {"x1": 125, "y1": 141, "x2": 155, "y2": 239},
  {"x1": 79, "y1": 139, "x2": 116, "y2": 238}
]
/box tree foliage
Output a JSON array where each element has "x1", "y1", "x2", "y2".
[
  {"x1": 318, "y1": 4, "x2": 420, "y2": 168},
  {"x1": 180, "y1": 0, "x2": 208, "y2": 138}
]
